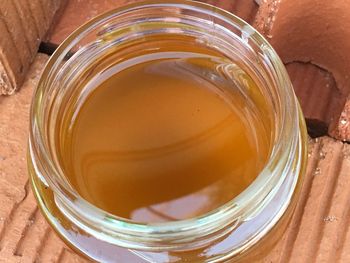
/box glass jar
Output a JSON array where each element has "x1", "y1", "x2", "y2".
[{"x1": 28, "y1": 1, "x2": 307, "y2": 262}]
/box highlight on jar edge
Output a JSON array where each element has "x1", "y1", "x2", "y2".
[{"x1": 28, "y1": 1, "x2": 307, "y2": 262}]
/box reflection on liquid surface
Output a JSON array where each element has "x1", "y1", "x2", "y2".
[{"x1": 58, "y1": 52, "x2": 269, "y2": 222}]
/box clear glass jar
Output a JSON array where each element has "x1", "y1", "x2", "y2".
[{"x1": 28, "y1": 1, "x2": 307, "y2": 262}]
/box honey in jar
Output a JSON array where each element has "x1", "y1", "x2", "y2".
[
  {"x1": 56, "y1": 35, "x2": 271, "y2": 223},
  {"x1": 29, "y1": 3, "x2": 307, "y2": 262}
]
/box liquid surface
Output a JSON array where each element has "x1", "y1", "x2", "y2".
[{"x1": 58, "y1": 48, "x2": 270, "y2": 223}]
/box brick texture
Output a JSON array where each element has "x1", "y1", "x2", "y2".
[
  {"x1": 0, "y1": 0, "x2": 66, "y2": 95},
  {"x1": 0, "y1": 54, "x2": 88, "y2": 263}
]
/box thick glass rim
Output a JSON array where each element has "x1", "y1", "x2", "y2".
[{"x1": 29, "y1": 0, "x2": 302, "y2": 245}]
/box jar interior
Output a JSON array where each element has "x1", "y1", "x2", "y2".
[{"x1": 52, "y1": 32, "x2": 274, "y2": 223}]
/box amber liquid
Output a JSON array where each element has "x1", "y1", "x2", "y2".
[{"x1": 57, "y1": 37, "x2": 271, "y2": 223}]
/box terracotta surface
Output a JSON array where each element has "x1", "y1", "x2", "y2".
[
  {"x1": 331, "y1": 98, "x2": 350, "y2": 141},
  {"x1": 254, "y1": 0, "x2": 350, "y2": 141},
  {"x1": 265, "y1": 137, "x2": 350, "y2": 263},
  {"x1": 286, "y1": 63, "x2": 344, "y2": 137},
  {"x1": 0, "y1": 0, "x2": 66, "y2": 95},
  {"x1": 0, "y1": 54, "x2": 88, "y2": 263}
]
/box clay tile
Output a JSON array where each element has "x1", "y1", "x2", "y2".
[{"x1": 255, "y1": 0, "x2": 350, "y2": 141}]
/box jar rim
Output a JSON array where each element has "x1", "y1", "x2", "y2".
[{"x1": 29, "y1": 0, "x2": 303, "y2": 248}]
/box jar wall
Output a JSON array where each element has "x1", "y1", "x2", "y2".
[{"x1": 28, "y1": 1, "x2": 308, "y2": 262}]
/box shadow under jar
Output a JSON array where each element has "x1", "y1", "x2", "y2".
[{"x1": 28, "y1": 1, "x2": 307, "y2": 262}]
